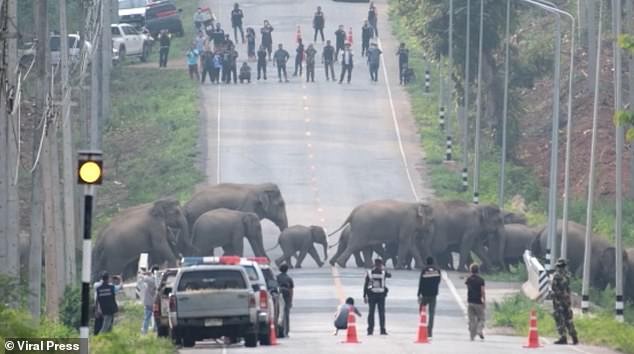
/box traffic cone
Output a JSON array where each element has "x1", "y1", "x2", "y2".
[
  {"x1": 523, "y1": 308, "x2": 542, "y2": 348},
  {"x1": 296, "y1": 25, "x2": 302, "y2": 43},
  {"x1": 342, "y1": 310, "x2": 360, "y2": 343},
  {"x1": 269, "y1": 319, "x2": 278, "y2": 346},
  {"x1": 347, "y1": 27, "x2": 353, "y2": 45},
  {"x1": 415, "y1": 304, "x2": 429, "y2": 343}
]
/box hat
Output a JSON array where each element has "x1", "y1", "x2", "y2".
[{"x1": 556, "y1": 258, "x2": 567, "y2": 267}]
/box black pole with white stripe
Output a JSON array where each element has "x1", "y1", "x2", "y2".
[
  {"x1": 424, "y1": 69, "x2": 431, "y2": 93},
  {"x1": 80, "y1": 186, "x2": 94, "y2": 354},
  {"x1": 461, "y1": 167, "x2": 468, "y2": 192},
  {"x1": 439, "y1": 107, "x2": 445, "y2": 130},
  {"x1": 446, "y1": 136, "x2": 452, "y2": 161}
]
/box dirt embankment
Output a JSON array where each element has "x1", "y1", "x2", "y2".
[{"x1": 516, "y1": 43, "x2": 631, "y2": 198}]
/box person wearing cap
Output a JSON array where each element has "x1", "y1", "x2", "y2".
[
  {"x1": 276, "y1": 263, "x2": 294, "y2": 337},
  {"x1": 417, "y1": 256, "x2": 441, "y2": 337},
  {"x1": 552, "y1": 258, "x2": 578, "y2": 345},
  {"x1": 363, "y1": 258, "x2": 391, "y2": 335},
  {"x1": 465, "y1": 263, "x2": 485, "y2": 341}
]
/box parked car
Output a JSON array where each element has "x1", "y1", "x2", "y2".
[
  {"x1": 168, "y1": 264, "x2": 259, "y2": 348},
  {"x1": 153, "y1": 268, "x2": 178, "y2": 338},
  {"x1": 19, "y1": 34, "x2": 91, "y2": 67},
  {"x1": 111, "y1": 23, "x2": 151, "y2": 63},
  {"x1": 118, "y1": 0, "x2": 151, "y2": 29},
  {"x1": 181, "y1": 256, "x2": 276, "y2": 345},
  {"x1": 253, "y1": 258, "x2": 288, "y2": 338},
  {"x1": 145, "y1": 1, "x2": 184, "y2": 37}
]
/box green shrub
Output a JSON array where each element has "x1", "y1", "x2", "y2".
[{"x1": 60, "y1": 285, "x2": 82, "y2": 330}]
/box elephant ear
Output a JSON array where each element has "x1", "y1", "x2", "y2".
[
  {"x1": 310, "y1": 225, "x2": 326, "y2": 241},
  {"x1": 417, "y1": 203, "x2": 433, "y2": 223},
  {"x1": 479, "y1": 205, "x2": 500, "y2": 224}
]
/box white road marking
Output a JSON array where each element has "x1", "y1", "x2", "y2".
[{"x1": 442, "y1": 271, "x2": 467, "y2": 318}]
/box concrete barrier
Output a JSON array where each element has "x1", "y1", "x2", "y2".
[{"x1": 522, "y1": 250, "x2": 549, "y2": 301}]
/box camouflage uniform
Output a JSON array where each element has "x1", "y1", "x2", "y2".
[{"x1": 551, "y1": 267, "x2": 577, "y2": 341}]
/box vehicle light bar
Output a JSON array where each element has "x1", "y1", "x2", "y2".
[{"x1": 247, "y1": 257, "x2": 270, "y2": 265}]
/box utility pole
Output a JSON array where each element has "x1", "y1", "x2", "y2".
[
  {"x1": 90, "y1": 0, "x2": 102, "y2": 150},
  {"x1": 611, "y1": 0, "x2": 624, "y2": 322},
  {"x1": 446, "y1": 0, "x2": 453, "y2": 163},
  {"x1": 499, "y1": 0, "x2": 511, "y2": 209},
  {"x1": 581, "y1": 0, "x2": 602, "y2": 314},
  {"x1": 626, "y1": 0, "x2": 634, "y2": 199},
  {"x1": 59, "y1": 0, "x2": 77, "y2": 285},
  {"x1": 102, "y1": 0, "x2": 112, "y2": 126},
  {"x1": 462, "y1": 0, "x2": 471, "y2": 194},
  {"x1": 0, "y1": 0, "x2": 9, "y2": 278},
  {"x1": 472, "y1": 0, "x2": 484, "y2": 205}
]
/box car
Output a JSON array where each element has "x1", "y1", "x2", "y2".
[
  {"x1": 118, "y1": 0, "x2": 151, "y2": 29},
  {"x1": 168, "y1": 264, "x2": 259, "y2": 348},
  {"x1": 18, "y1": 34, "x2": 91, "y2": 67},
  {"x1": 145, "y1": 1, "x2": 184, "y2": 37},
  {"x1": 181, "y1": 256, "x2": 277, "y2": 345},
  {"x1": 257, "y1": 261, "x2": 288, "y2": 338},
  {"x1": 153, "y1": 268, "x2": 178, "y2": 337},
  {"x1": 111, "y1": 23, "x2": 152, "y2": 63}
]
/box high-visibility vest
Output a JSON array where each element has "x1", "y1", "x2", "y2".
[{"x1": 367, "y1": 270, "x2": 386, "y2": 294}]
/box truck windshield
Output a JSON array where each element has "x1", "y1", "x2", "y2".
[
  {"x1": 177, "y1": 270, "x2": 246, "y2": 291},
  {"x1": 118, "y1": 0, "x2": 147, "y2": 10}
]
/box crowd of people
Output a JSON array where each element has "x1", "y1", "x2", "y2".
[{"x1": 181, "y1": 2, "x2": 415, "y2": 85}]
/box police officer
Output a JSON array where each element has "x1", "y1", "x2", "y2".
[
  {"x1": 96, "y1": 272, "x2": 119, "y2": 334},
  {"x1": 417, "y1": 257, "x2": 441, "y2": 337},
  {"x1": 277, "y1": 263, "x2": 294, "y2": 337},
  {"x1": 552, "y1": 258, "x2": 579, "y2": 345},
  {"x1": 363, "y1": 258, "x2": 391, "y2": 335}
]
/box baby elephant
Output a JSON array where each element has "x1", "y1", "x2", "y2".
[{"x1": 275, "y1": 225, "x2": 328, "y2": 268}]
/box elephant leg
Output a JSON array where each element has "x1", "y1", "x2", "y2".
[
  {"x1": 296, "y1": 248, "x2": 309, "y2": 268},
  {"x1": 473, "y1": 243, "x2": 494, "y2": 273},
  {"x1": 353, "y1": 251, "x2": 365, "y2": 268},
  {"x1": 362, "y1": 248, "x2": 374, "y2": 268},
  {"x1": 458, "y1": 235, "x2": 476, "y2": 272},
  {"x1": 307, "y1": 245, "x2": 324, "y2": 267}
]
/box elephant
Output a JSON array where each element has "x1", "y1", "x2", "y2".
[
  {"x1": 184, "y1": 183, "x2": 288, "y2": 232},
  {"x1": 328, "y1": 225, "x2": 397, "y2": 268},
  {"x1": 191, "y1": 208, "x2": 268, "y2": 259},
  {"x1": 421, "y1": 200, "x2": 505, "y2": 273},
  {"x1": 531, "y1": 220, "x2": 627, "y2": 290},
  {"x1": 502, "y1": 211, "x2": 528, "y2": 225},
  {"x1": 331, "y1": 200, "x2": 433, "y2": 269},
  {"x1": 274, "y1": 225, "x2": 328, "y2": 268},
  {"x1": 489, "y1": 223, "x2": 539, "y2": 271},
  {"x1": 92, "y1": 198, "x2": 191, "y2": 280},
  {"x1": 626, "y1": 249, "x2": 634, "y2": 302}
]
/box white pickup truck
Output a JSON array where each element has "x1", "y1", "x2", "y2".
[
  {"x1": 111, "y1": 23, "x2": 151, "y2": 63},
  {"x1": 168, "y1": 265, "x2": 260, "y2": 348}
]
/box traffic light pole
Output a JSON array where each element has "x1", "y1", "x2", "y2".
[{"x1": 80, "y1": 184, "x2": 95, "y2": 354}]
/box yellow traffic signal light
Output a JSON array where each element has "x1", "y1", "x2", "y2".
[{"x1": 77, "y1": 150, "x2": 103, "y2": 185}]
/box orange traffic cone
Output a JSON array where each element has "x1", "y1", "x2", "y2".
[
  {"x1": 296, "y1": 25, "x2": 302, "y2": 43},
  {"x1": 342, "y1": 309, "x2": 360, "y2": 343},
  {"x1": 523, "y1": 308, "x2": 542, "y2": 348},
  {"x1": 269, "y1": 319, "x2": 278, "y2": 345},
  {"x1": 415, "y1": 304, "x2": 429, "y2": 343},
  {"x1": 347, "y1": 27, "x2": 353, "y2": 45}
]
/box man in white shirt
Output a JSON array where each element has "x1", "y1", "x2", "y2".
[{"x1": 339, "y1": 43, "x2": 354, "y2": 84}]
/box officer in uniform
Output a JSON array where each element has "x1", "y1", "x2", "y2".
[
  {"x1": 417, "y1": 257, "x2": 441, "y2": 337},
  {"x1": 96, "y1": 272, "x2": 119, "y2": 333},
  {"x1": 552, "y1": 258, "x2": 578, "y2": 345},
  {"x1": 277, "y1": 263, "x2": 294, "y2": 337},
  {"x1": 363, "y1": 258, "x2": 391, "y2": 335}
]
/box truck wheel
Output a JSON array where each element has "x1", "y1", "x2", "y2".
[
  {"x1": 244, "y1": 333, "x2": 258, "y2": 348},
  {"x1": 182, "y1": 333, "x2": 195, "y2": 348},
  {"x1": 157, "y1": 325, "x2": 169, "y2": 338}
]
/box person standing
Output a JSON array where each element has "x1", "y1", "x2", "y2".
[
  {"x1": 200, "y1": 46, "x2": 215, "y2": 84},
  {"x1": 193, "y1": 8, "x2": 205, "y2": 31},
  {"x1": 227, "y1": 45, "x2": 239, "y2": 84},
  {"x1": 305, "y1": 43, "x2": 317, "y2": 83},
  {"x1": 417, "y1": 257, "x2": 441, "y2": 338},
  {"x1": 211, "y1": 23, "x2": 225, "y2": 50},
  {"x1": 186, "y1": 45, "x2": 200, "y2": 81},
  {"x1": 368, "y1": 2, "x2": 378, "y2": 37},
  {"x1": 277, "y1": 263, "x2": 294, "y2": 337},
  {"x1": 273, "y1": 43, "x2": 290, "y2": 82},
  {"x1": 293, "y1": 39, "x2": 305, "y2": 77},
  {"x1": 257, "y1": 45, "x2": 267, "y2": 80},
  {"x1": 231, "y1": 3, "x2": 245, "y2": 44},
  {"x1": 361, "y1": 20, "x2": 373, "y2": 56},
  {"x1": 334, "y1": 25, "x2": 346, "y2": 60},
  {"x1": 363, "y1": 258, "x2": 391, "y2": 335},
  {"x1": 246, "y1": 27, "x2": 256, "y2": 59},
  {"x1": 94, "y1": 273, "x2": 122, "y2": 335},
  {"x1": 552, "y1": 258, "x2": 579, "y2": 345},
  {"x1": 465, "y1": 263, "x2": 486, "y2": 341},
  {"x1": 141, "y1": 268, "x2": 158, "y2": 334},
  {"x1": 322, "y1": 40, "x2": 335, "y2": 81},
  {"x1": 366, "y1": 42, "x2": 382, "y2": 82},
  {"x1": 396, "y1": 42, "x2": 409, "y2": 85},
  {"x1": 212, "y1": 51, "x2": 223, "y2": 83},
  {"x1": 339, "y1": 43, "x2": 353, "y2": 84},
  {"x1": 261, "y1": 20, "x2": 274, "y2": 60},
  {"x1": 158, "y1": 30, "x2": 171, "y2": 68},
  {"x1": 96, "y1": 273, "x2": 119, "y2": 334},
  {"x1": 313, "y1": 6, "x2": 325, "y2": 42}
]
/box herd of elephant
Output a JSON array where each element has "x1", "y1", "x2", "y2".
[{"x1": 92, "y1": 182, "x2": 634, "y2": 301}]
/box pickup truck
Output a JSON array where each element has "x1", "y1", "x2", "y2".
[
  {"x1": 111, "y1": 23, "x2": 151, "y2": 63},
  {"x1": 153, "y1": 268, "x2": 178, "y2": 337},
  {"x1": 168, "y1": 265, "x2": 259, "y2": 348}
]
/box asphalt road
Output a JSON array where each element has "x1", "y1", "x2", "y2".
[{"x1": 188, "y1": 0, "x2": 616, "y2": 353}]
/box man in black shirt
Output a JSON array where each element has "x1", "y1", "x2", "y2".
[
  {"x1": 256, "y1": 45, "x2": 267, "y2": 80},
  {"x1": 276, "y1": 263, "x2": 294, "y2": 337},
  {"x1": 361, "y1": 20, "x2": 373, "y2": 57},
  {"x1": 273, "y1": 43, "x2": 290, "y2": 82},
  {"x1": 158, "y1": 30, "x2": 171, "y2": 67},
  {"x1": 465, "y1": 263, "x2": 486, "y2": 341},
  {"x1": 396, "y1": 42, "x2": 409, "y2": 85},
  {"x1": 313, "y1": 6, "x2": 325, "y2": 42},
  {"x1": 363, "y1": 258, "x2": 391, "y2": 335},
  {"x1": 260, "y1": 20, "x2": 274, "y2": 60},
  {"x1": 322, "y1": 40, "x2": 335, "y2": 81},
  {"x1": 96, "y1": 273, "x2": 119, "y2": 333},
  {"x1": 334, "y1": 25, "x2": 346, "y2": 60},
  {"x1": 231, "y1": 3, "x2": 245, "y2": 44},
  {"x1": 417, "y1": 257, "x2": 441, "y2": 337}
]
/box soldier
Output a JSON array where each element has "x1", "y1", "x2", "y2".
[
  {"x1": 363, "y1": 258, "x2": 391, "y2": 335},
  {"x1": 305, "y1": 44, "x2": 317, "y2": 83},
  {"x1": 552, "y1": 258, "x2": 579, "y2": 345},
  {"x1": 322, "y1": 40, "x2": 336, "y2": 81},
  {"x1": 465, "y1": 263, "x2": 485, "y2": 341},
  {"x1": 417, "y1": 257, "x2": 441, "y2": 338},
  {"x1": 273, "y1": 43, "x2": 290, "y2": 82}
]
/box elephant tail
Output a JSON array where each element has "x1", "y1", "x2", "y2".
[
  {"x1": 327, "y1": 215, "x2": 351, "y2": 237},
  {"x1": 328, "y1": 239, "x2": 340, "y2": 249}
]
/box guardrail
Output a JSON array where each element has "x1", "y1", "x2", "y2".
[{"x1": 522, "y1": 250, "x2": 549, "y2": 301}]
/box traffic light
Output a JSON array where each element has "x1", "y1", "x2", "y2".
[{"x1": 77, "y1": 150, "x2": 103, "y2": 185}]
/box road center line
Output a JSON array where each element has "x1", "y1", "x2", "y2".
[
  {"x1": 442, "y1": 271, "x2": 468, "y2": 318},
  {"x1": 330, "y1": 266, "x2": 346, "y2": 304}
]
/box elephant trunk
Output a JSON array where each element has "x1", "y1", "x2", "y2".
[
  {"x1": 274, "y1": 210, "x2": 289, "y2": 231},
  {"x1": 177, "y1": 213, "x2": 194, "y2": 257}
]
